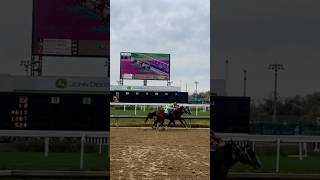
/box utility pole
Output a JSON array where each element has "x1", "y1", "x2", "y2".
[
  {"x1": 243, "y1": 69, "x2": 247, "y2": 96},
  {"x1": 225, "y1": 56, "x2": 230, "y2": 95},
  {"x1": 268, "y1": 63, "x2": 284, "y2": 123}
]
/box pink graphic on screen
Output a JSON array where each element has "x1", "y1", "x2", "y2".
[
  {"x1": 32, "y1": 0, "x2": 109, "y2": 57},
  {"x1": 120, "y1": 53, "x2": 170, "y2": 80}
]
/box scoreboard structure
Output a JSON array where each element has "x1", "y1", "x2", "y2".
[{"x1": 0, "y1": 75, "x2": 108, "y2": 131}]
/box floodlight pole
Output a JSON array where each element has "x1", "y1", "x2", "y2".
[
  {"x1": 195, "y1": 81, "x2": 199, "y2": 103},
  {"x1": 243, "y1": 69, "x2": 247, "y2": 96},
  {"x1": 225, "y1": 56, "x2": 230, "y2": 95},
  {"x1": 268, "y1": 64, "x2": 284, "y2": 123}
]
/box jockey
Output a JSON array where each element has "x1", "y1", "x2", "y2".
[{"x1": 164, "y1": 102, "x2": 178, "y2": 116}]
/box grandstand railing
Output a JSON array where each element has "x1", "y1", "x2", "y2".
[
  {"x1": 218, "y1": 133, "x2": 320, "y2": 173},
  {"x1": 110, "y1": 103, "x2": 210, "y2": 116}
]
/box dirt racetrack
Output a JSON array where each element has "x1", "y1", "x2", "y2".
[{"x1": 110, "y1": 127, "x2": 210, "y2": 180}]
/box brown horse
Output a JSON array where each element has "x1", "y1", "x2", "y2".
[
  {"x1": 145, "y1": 106, "x2": 191, "y2": 128},
  {"x1": 145, "y1": 109, "x2": 167, "y2": 128},
  {"x1": 212, "y1": 140, "x2": 261, "y2": 180}
]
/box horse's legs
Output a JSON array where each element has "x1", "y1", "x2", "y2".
[
  {"x1": 181, "y1": 118, "x2": 188, "y2": 128},
  {"x1": 178, "y1": 118, "x2": 187, "y2": 128},
  {"x1": 172, "y1": 120, "x2": 176, "y2": 127},
  {"x1": 160, "y1": 119, "x2": 165, "y2": 127},
  {"x1": 152, "y1": 118, "x2": 158, "y2": 129}
]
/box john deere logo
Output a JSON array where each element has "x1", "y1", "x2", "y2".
[
  {"x1": 127, "y1": 86, "x2": 132, "y2": 90},
  {"x1": 56, "y1": 79, "x2": 67, "y2": 89}
]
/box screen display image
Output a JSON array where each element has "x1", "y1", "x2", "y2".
[
  {"x1": 32, "y1": 0, "x2": 110, "y2": 57},
  {"x1": 120, "y1": 52, "x2": 170, "y2": 80}
]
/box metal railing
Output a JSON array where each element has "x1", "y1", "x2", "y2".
[
  {"x1": 218, "y1": 133, "x2": 320, "y2": 173},
  {"x1": 110, "y1": 115, "x2": 210, "y2": 128},
  {"x1": 0, "y1": 130, "x2": 109, "y2": 170},
  {"x1": 110, "y1": 102, "x2": 210, "y2": 116}
]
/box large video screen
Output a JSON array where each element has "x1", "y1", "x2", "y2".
[
  {"x1": 32, "y1": 0, "x2": 110, "y2": 57},
  {"x1": 120, "y1": 52, "x2": 170, "y2": 80}
]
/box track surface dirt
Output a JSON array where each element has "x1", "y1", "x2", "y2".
[{"x1": 110, "y1": 127, "x2": 210, "y2": 180}]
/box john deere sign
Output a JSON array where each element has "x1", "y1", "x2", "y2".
[{"x1": 56, "y1": 79, "x2": 68, "y2": 89}]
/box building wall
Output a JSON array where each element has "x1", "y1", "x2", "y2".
[{"x1": 110, "y1": 91, "x2": 188, "y2": 103}]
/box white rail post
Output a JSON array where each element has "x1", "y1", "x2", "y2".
[
  {"x1": 44, "y1": 137, "x2": 49, "y2": 157},
  {"x1": 124, "y1": 105, "x2": 126, "y2": 111},
  {"x1": 203, "y1": 105, "x2": 206, "y2": 112},
  {"x1": 80, "y1": 134, "x2": 85, "y2": 170},
  {"x1": 144, "y1": 105, "x2": 146, "y2": 112},
  {"x1": 276, "y1": 138, "x2": 281, "y2": 173},
  {"x1": 304, "y1": 142, "x2": 307, "y2": 157},
  {"x1": 299, "y1": 142, "x2": 303, "y2": 160},
  {"x1": 99, "y1": 138, "x2": 102, "y2": 155},
  {"x1": 135, "y1": 104, "x2": 137, "y2": 116},
  {"x1": 196, "y1": 105, "x2": 198, "y2": 116}
]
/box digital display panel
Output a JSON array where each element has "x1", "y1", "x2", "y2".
[
  {"x1": 0, "y1": 93, "x2": 108, "y2": 131},
  {"x1": 32, "y1": 0, "x2": 110, "y2": 57},
  {"x1": 120, "y1": 52, "x2": 170, "y2": 80}
]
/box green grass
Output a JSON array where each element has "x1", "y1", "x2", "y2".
[
  {"x1": 229, "y1": 144, "x2": 320, "y2": 173},
  {"x1": 110, "y1": 107, "x2": 210, "y2": 127},
  {"x1": 231, "y1": 154, "x2": 320, "y2": 173},
  {"x1": 0, "y1": 148, "x2": 108, "y2": 171}
]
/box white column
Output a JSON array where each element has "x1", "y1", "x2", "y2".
[
  {"x1": 80, "y1": 134, "x2": 85, "y2": 169},
  {"x1": 44, "y1": 137, "x2": 49, "y2": 157},
  {"x1": 135, "y1": 104, "x2": 137, "y2": 116},
  {"x1": 276, "y1": 138, "x2": 281, "y2": 173}
]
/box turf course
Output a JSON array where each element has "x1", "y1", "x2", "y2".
[
  {"x1": 110, "y1": 106, "x2": 210, "y2": 127},
  {"x1": 0, "y1": 147, "x2": 108, "y2": 171},
  {"x1": 0, "y1": 152, "x2": 107, "y2": 171},
  {"x1": 231, "y1": 154, "x2": 320, "y2": 173}
]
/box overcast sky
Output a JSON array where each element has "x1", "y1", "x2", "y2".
[
  {"x1": 110, "y1": 0, "x2": 210, "y2": 93},
  {"x1": 213, "y1": 0, "x2": 320, "y2": 101},
  {"x1": 0, "y1": 0, "x2": 210, "y2": 94}
]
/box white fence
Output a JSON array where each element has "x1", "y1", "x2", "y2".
[
  {"x1": 110, "y1": 102, "x2": 210, "y2": 116},
  {"x1": 219, "y1": 133, "x2": 320, "y2": 172},
  {"x1": 0, "y1": 130, "x2": 109, "y2": 170}
]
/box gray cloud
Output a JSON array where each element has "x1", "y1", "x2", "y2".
[
  {"x1": 213, "y1": 0, "x2": 320, "y2": 100},
  {"x1": 111, "y1": 0, "x2": 210, "y2": 92}
]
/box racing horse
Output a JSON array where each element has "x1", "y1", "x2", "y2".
[
  {"x1": 167, "y1": 106, "x2": 191, "y2": 127},
  {"x1": 145, "y1": 110, "x2": 166, "y2": 128},
  {"x1": 145, "y1": 106, "x2": 191, "y2": 128},
  {"x1": 212, "y1": 140, "x2": 261, "y2": 180}
]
